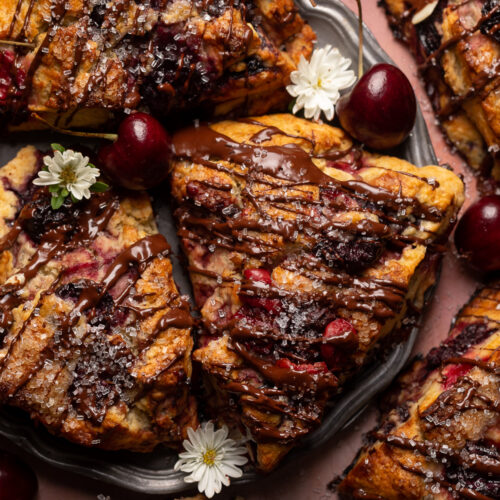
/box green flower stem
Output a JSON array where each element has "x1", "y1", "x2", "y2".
[
  {"x1": 0, "y1": 39, "x2": 35, "y2": 48},
  {"x1": 31, "y1": 113, "x2": 118, "y2": 141}
]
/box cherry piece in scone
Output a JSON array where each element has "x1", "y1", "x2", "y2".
[
  {"x1": 276, "y1": 358, "x2": 329, "y2": 374},
  {"x1": 454, "y1": 195, "x2": 500, "y2": 272},
  {"x1": 320, "y1": 318, "x2": 358, "y2": 370},
  {"x1": 97, "y1": 112, "x2": 172, "y2": 190},
  {"x1": 241, "y1": 268, "x2": 281, "y2": 314},
  {"x1": 0, "y1": 451, "x2": 37, "y2": 500},
  {"x1": 336, "y1": 63, "x2": 417, "y2": 150}
]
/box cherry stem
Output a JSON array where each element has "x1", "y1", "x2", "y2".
[
  {"x1": 0, "y1": 39, "x2": 35, "y2": 49},
  {"x1": 355, "y1": 0, "x2": 363, "y2": 78},
  {"x1": 31, "y1": 113, "x2": 118, "y2": 141}
]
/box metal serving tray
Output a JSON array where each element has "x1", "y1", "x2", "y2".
[{"x1": 0, "y1": 0, "x2": 437, "y2": 494}]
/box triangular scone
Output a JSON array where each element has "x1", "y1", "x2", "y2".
[
  {"x1": 338, "y1": 283, "x2": 500, "y2": 499},
  {"x1": 0, "y1": 146, "x2": 196, "y2": 451},
  {"x1": 170, "y1": 114, "x2": 465, "y2": 471},
  {"x1": 0, "y1": 0, "x2": 314, "y2": 129}
]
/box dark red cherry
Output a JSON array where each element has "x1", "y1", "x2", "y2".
[
  {"x1": 242, "y1": 268, "x2": 280, "y2": 313},
  {"x1": 321, "y1": 319, "x2": 358, "y2": 369},
  {"x1": 454, "y1": 195, "x2": 500, "y2": 272},
  {"x1": 0, "y1": 451, "x2": 38, "y2": 500},
  {"x1": 336, "y1": 63, "x2": 417, "y2": 150},
  {"x1": 98, "y1": 112, "x2": 172, "y2": 190}
]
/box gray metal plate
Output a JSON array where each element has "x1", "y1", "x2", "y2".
[{"x1": 0, "y1": 0, "x2": 437, "y2": 494}]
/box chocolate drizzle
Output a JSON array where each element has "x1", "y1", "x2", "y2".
[
  {"x1": 381, "y1": 0, "x2": 500, "y2": 185},
  {"x1": 0, "y1": 179, "x2": 193, "y2": 425},
  {"x1": 1, "y1": 0, "x2": 306, "y2": 125},
  {"x1": 338, "y1": 281, "x2": 500, "y2": 500},
  {"x1": 171, "y1": 118, "x2": 452, "y2": 448}
]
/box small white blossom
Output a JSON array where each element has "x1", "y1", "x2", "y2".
[
  {"x1": 34, "y1": 149, "x2": 100, "y2": 200},
  {"x1": 174, "y1": 422, "x2": 248, "y2": 498},
  {"x1": 287, "y1": 45, "x2": 357, "y2": 121}
]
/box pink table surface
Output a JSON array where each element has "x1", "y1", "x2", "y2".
[{"x1": 4, "y1": 1, "x2": 483, "y2": 499}]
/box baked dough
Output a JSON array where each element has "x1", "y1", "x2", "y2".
[
  {"x1": 382, "y1": 0, "x2": 500, "y2": 186},
  {"x1": 0, "y1": 0, "x2": 314, "y2": 130},
  {"x1": 170, "y1": 113, "x2": 465, "y2": 471},
  {"x1": 338, "y1": 283, "x2": 500, "y2": 499},
  {"x1": 0, "y1": 146, "x2": 197, "y2": 451}
]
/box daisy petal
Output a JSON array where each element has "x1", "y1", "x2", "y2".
[{"x1": 286, "y1": 44, "x2": 357, "y2": 122}]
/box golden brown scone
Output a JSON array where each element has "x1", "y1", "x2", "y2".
[
  {"x1": 0, "y1": 146, "x2": 197, "y2": 451},
  {"x1": 169, "y1": 113, "x2": 465, "y2": 471},
  {"x1": 381, "y1": 0, "x2": 500, "y2": 189},
  {"x1": 338, "y1": 284, "x2": 500, "y2": 499},
  {"x1": 0, "y1": 0, "x2": 314, "y2": 129}
]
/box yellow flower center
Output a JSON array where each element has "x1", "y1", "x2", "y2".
[
  {"x1": 202, "y1": 449, "x2": 217, "y2": 466},
  {"x1": 59, "y1": 164, "x2": 77, "y2": 185}
]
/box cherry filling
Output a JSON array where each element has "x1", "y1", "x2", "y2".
[
  {"x1": 240, "y1": 268, "x2": 281, "y2": 314},
  {"x1": 443, "y1": 440, "x2": 500, "y2": 498},
  {"x1": 0, "y1": 49, "x2": 25, "y2": 107},
  {"x1": 141, "y1": 22, "x2": 218, "y2": 115},
  {"x1": 320, "y1": 318, "x2": 358, "y2": 370},
  {"x1": 20, "y1": 190, "x2": 79, "y2": 244},
  {"x1": 426, "y1": 322, "x2": 493, "y2": 370},
  {"x1": 442, "y1": 362, "x2": 473, "y2": 390},
  {"x1": 313, "y1": 234, "x2": 383, "y2": 273},
  {"x1": 413, "y1": 2, "x2": 444, "y2": 58},
  {"x1": 276, "y1": 358, "x2": 329, "y2": 374},
  {"x1": 185, "y1": 181, "x2": 235, "y2": 213}
]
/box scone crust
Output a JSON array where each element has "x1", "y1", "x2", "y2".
[
  {"x1": 382, "y1": 0, "x2": 500, "y2": 183},
  {"x1": 0, "y1": 146, "x2": 197, "y2": 451},
  {"x1": 170, "y1": 113, "x2": 464, "y2": 470},
  {"x1": 338, "y1": 284, "x2": 500, "y2": 499},
  {"x1": 0, "y1": 0, "x2": 315, "y2": 128}
]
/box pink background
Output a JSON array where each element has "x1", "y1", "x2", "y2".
[{"x1": 3, "y1": 1, "x2": 482, "y2": 498}]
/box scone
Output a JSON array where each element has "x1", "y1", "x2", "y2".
[
  {"x1": 0, "y1": 146, "x2": 196, "y2": 451},
  {"x1": 0, "y1": 0, "x2": 314, "y2": 129},
  {"x1": 169, "y1": 113, "x2": 465, "y2": 471},
  {"x1": 381, "y1": 0, "x2": 500, "y2": 187},
  {"x1": 338, "y1": 283, "x2": 500, "y2": 499}
]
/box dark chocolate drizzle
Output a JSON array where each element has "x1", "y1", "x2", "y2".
[
  {"x1": 172, "y1": 119, "x2": 450, "y2": 444},
  {"x1": 382, "y1": 0, "x2": 500, "y2": 185},
  {"x1": 0, "y1": 181, "x2": 192, "y2": 423},
  {"x1": 1, "y1": 0, "x2": 300, "y2": 123}
]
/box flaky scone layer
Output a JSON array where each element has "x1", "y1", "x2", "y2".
[
  {"x1": 0, "y1": 146, "x2": 196, "y2": 451},
  {"x1": 338, "y1": 284, "x2": 500, "y2": 499},
  {"x1": 0, "y1": 0, "x2": 314, "y2": 129},
  {"x1": 170, "y1": 113, "x2": 464, "y2": 471}
]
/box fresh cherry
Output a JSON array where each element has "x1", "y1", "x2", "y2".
[
  {"x1": 320, "y1": 318, "x2": 358, "y2": 369},
  {"x1": 454, "y1": 195, "x2": 500, "y2": 272},
  {"x1": 0, "y1": 451, "x2": 38, "y2": 500},
  {"x1": 336, "y1": 63, "x2": 417, "y2": 150},
  {"x1": 30, "y1": 111, "x2": 172, "y2": 191},
  {"x1": 97, "y1": 112, "x2": 172, "y2": 190},
  {"x1": 241, "y1": 268, "x2": 281, "y2": 313}
]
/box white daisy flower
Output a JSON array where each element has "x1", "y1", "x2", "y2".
[
  {"x1": 34, "y1": 149, "x2": 100, "y2": 201},
  {"x1": 287, "y1": 45, "x2": 357, "y2": 122},
  {"x1": 174, "y1": 422, "x2": 248, "y2": 498}
]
